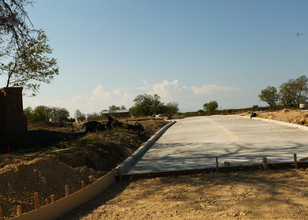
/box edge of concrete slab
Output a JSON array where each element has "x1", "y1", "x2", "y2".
[
  {"x1": 116, "y1": 120, "x2": 177, "y2": 174},
  {"x1": 239, "y1": 115, "x2": 308, "y2": 131}
]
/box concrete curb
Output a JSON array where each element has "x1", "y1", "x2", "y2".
[
  {"x1": 240, "y1": 115, "x2": 308, "y2": 131},
  {"x1": 117, "y1": 121, "x2": 176, "y2": 174}
]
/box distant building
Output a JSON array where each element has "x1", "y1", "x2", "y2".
[{"x1": 101, "y1": 110, "x2": 130, "y2": 118}]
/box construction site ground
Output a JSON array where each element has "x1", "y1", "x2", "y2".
[
  {"x1": 61, "y1": 109, "x2": 308, "y2": 220},
  {"x1": 61, "y1": 169, "x2": 308, "y2": 220},
  {"x1": 1, "y1": 109, "x2": 308, "y2": 219},
  {"x1": 0, "y1": 119, "x2": 168, "y2": 219}
]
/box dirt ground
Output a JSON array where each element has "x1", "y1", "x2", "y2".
[
  {"x1": 0, "y1": 119, "x2": 167, "y2": 219},
  {"x1": 249, "y1": 109, "x2": 308, "y2": 126},
  {"x1": 61, "y1": 169, "x2": 308, "y2": 220}
]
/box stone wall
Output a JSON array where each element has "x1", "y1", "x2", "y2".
[{"x1": 0, "y1": 87, "x2": 27, "y2": 133}]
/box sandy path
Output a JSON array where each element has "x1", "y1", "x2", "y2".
[{"x1": 60, "y1": 169, "x2": 308, "y2": 219}]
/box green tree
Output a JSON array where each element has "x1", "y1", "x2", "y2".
[
  {"x1": 1, "y1": 30, "x2": 58, "y2": 96},
  {"x1": 108, "y1": 105, "x2": 126, "y2": 112},
  {"x1": 51, "y1": 107, "x2": 69, "y2": 122},
  {"x1": 74, "y1": 109, "x2": 85, "y2": 118},
  {"x1": 165, "y1": 102, "x2": 179, "y2": 115},
  {"x1": 24, "y1": 106, "x2": 34, "y2": 122},
  {"x1": 130, "y1": 94, "x2": 162, "y2": 117},
  {"x1": 87, "y1": 112, "x2": 101, "y2": 121},
  {"x1": 279, "y1": 75, "x2": 308, "y2": 107},
  {"x1": 258, "y1": 86, "x2": 279, "y2": 109},
  {"x1": 32, "y1": 105, "x2": 52, "y2": 122},
  {"x1": 203, "y1": 101, "x2": 218, "y2": 115}
]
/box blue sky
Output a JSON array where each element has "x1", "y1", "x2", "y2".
[{"x1": 16, "y1": 0, "x2": 308, "y2": 116}]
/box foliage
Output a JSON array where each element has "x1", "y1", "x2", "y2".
[
  {"x1": 0, "y1": 30, "x2": 59, "y2": 96},
  {"x1": 258, "y1": 86, "x2": 279, "y2": 109},
  {"x1": 129, "y1": 94, "x2": 179, "y2": 117},
  {"x1": 24, "y1": 105, "x2": 70, "y2": 123},
  {"x1": 279, "y1": 75, "x2": 308, "y2": 108},
  {"x1": 86, "y1": 112, "x2": 101, "y2": 121},
  {"x1": 0, "y1": 0, "x2": 34, "y2": 57},
  {"x1": 203, "y1": 101, "x2": 218, "y2": 115},
  {"x1": 74, "y1": 109, "x2": 85, "y2": 118},
  {"x1": 50, "y1": 107, "x2": 69, "y2": 122},
  {"x1": 108, "y1": 105, "x2": 126, "y2": 112}
]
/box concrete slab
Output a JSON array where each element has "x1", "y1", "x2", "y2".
[{"x1": 127, "y1": 115, "x2": 308, "y2": 174}]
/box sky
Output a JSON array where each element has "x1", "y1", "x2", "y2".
[{"x1": 9, "y1": 0, "x2": 308, "y2": 116}]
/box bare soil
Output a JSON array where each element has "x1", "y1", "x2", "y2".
[
  {"x1": 0, "y1": 119, "x2": 167, "y2": 219},
  {"x1": 61, "y1": 169, "x2": 308, "y2": 220},
  {"x1": 250, "y1": 109, "x2": 308, "y2": 126}
]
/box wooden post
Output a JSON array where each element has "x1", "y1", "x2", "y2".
[
  {"x1": 45, "y1": 198, "x2": 48, "y2": 205},
  {"x1": 262, "y1": 157, "x2": 268, "y2": 169},
  {"x1": 81, "y1": 180, "x2": 85, "y2": 189},
  {"x1": 34, "y1": 192, "x2": 39, "y2": 209},
  {"x1": 65, "y1": 185, "x2": 69, "y2": 197},
  {"x1": 17, "y1": 205, "x2": 22, "y2": 216},
  {"x1": 215, "y1": 157, "x2": 219, "y2": 172},
  {"x1": 50, "y1": 194, "x2": 55, "y2": 203},
  {"x1": 294, "y1": 154, "x2": 298, "y2": 168}
]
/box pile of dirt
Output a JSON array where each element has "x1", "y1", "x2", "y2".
[
  {"x1": 0, "y1": 156, "x2": 102, "y2": 219},
  {"x1": 252, "y1": 109, "x2": 308, "y2": 126}
]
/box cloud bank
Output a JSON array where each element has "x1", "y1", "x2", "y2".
[{"x1": 24, "y1": 79, "x2": 258, "y2": 116}]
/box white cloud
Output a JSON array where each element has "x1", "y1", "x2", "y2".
[
  {"x1": 23, "y1": 80, "x2": 258, "y2": 116},
  {"x1": 190, "y1": 84, "x2": 242, "y2": 95}
]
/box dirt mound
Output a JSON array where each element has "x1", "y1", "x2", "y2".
[
  {"x1": 254, "y1": 109, "x2": 308, "y2": 126},
  {"x1": 0, "y1": 157, "x2": 102, "y2": 219}
]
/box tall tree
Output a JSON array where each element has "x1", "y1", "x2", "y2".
[
  {"x1": 259, "y1": 86, "x2": 279, "y2": 109},
  {"x1": 1, "y1": 30, "x2": 58, "y2": 96},
  {"x1": 203, "y1": 101, "x2": 218, "y2": 115},
  {"x1": 279, "y1": 75, "x2": 308, "y2": 107},
  {"x1": 130, "y1": 94, "x2": 163, "y2": 117},
  {"x1": 74, "y1": 109, "x2": 85, "y2": 118},
  {"x1": 51, "y1": 107, "x2": 69, "y2": 122}
]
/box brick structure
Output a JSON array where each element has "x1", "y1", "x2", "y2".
[{"x1": 0, "y1": 87, "x2": 27, "y2": 133}]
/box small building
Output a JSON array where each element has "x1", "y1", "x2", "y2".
[{"x1": 101, "y1": 110, "x2": 130, "y2": 118}]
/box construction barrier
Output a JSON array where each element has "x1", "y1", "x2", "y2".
[{"x1": 11, "y1": 169, "x2": 115, "y2": 220}]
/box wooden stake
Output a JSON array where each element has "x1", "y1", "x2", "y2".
[
  {"x1": 294, "y1": 154, "x2": 298, "y2": 168},
  {"x1": 50, "y1": 194, "x2": 55, "y2": 204},
  {"x1": 45, "y1": 198, "x2": 48, "y2": 205},
  {"x1": 262, "y1": 157, "x2": 268, "y2": 169},
  {"x1": 81, "y1": 180, "x2": 85, "y2": 189},
  {"x1": 215, "y1": 157, "x2": 219, "y2": 172},
  {"x1": 17, "y1": 205, "x2": 22, "y2": 216},
  {"x1": 34, "y1": 192, "x2": 39, "y2": 209},
  {"x1": 65, "y1": 185, "x2": 69, "y2": 197}
]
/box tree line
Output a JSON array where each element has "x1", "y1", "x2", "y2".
[
  {"x1": 24, "y1": 93, "x2": 180, "y2": 123},
  {"x1": 259, "y1": 75, "x2": 308, "y2": 109}
]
